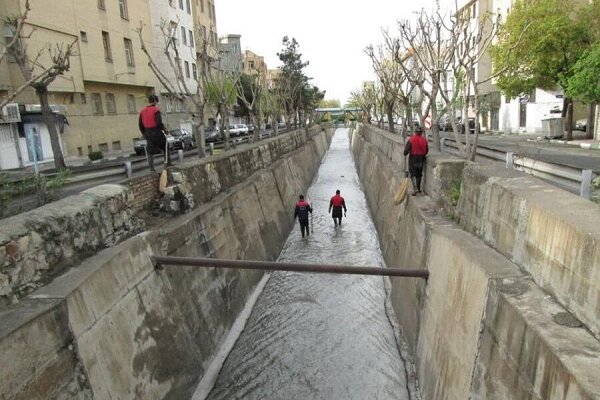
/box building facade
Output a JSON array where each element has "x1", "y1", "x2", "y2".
[
  {"x1": 0, "y1": 0, "x2": 156, "y2": 159},
  {"x1": 218, "y1": 34, "x2": 242, "y2": 74},
  {"x1": 243, "y1": 50, "x2": 267, "y2": 78}
]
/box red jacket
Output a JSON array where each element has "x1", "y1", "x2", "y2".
[
  {"x1": 405, "y1": 134, "x2": 428, "y2": 156},
  {"x1": 329, "y1": 195, "x2": 347, "y2": 211},
  {"x1": 139, "y1": 105, "x2": 163, "y2": 130}
]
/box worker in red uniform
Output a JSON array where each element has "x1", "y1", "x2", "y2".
[
  {"x1": 294, "y1": 194, "x2": 313, "y2": 238},
  {"x1": 329, "y1": 189, "x2": 347, "y2": 227},
  {"x1": 403, "y1": 126, "x2": 429, "y2": 195},
  {"x1": 138, "y1": 95, "x2": 171, "y2": 171}
]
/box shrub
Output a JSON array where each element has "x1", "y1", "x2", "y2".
[{"x1": 88, "y1": 151, "x2": 104, "y2": 161}]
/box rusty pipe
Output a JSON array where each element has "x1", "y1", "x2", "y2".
[{"x1": 151, "y1": 256, "x2": 429, "y2": 279}]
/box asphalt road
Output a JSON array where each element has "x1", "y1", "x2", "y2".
[{"x1": 443, "y1": 133, "x2": 600, "y2": 171}]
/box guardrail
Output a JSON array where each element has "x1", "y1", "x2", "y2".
[{"x1": 440, "y1": 137, "x2": 598, "y2": 199}]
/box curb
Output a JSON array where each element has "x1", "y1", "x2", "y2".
[{"x1": 548, "y1": 139, "x2": 600, "y2": 150}]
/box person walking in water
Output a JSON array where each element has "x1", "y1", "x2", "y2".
[
  {"x1": 329, "y1": 189, "x2": 347, "y2": 226},
  {"x1": 403, "y1": 126, "x2": 429, "y2": 195},
  {"x1": 139, "y1": 95, "x2": 172, "y2": 172},
  {"x1": 294, "y1": 195, "x2": 313, "y2": 238}
]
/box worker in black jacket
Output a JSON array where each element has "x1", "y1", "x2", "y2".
[{"x1": 294, "y1": 194, "x2": 313, "y2": 238}]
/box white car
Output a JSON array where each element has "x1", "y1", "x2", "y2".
[
  {"x1": 228, "y1": 124, "x2": 242, "y2": 137},
  {"x1": 236, "y1": 124, "x2": 249, "y2": 135}
]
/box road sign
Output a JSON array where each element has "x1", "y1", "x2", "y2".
[{"x1": 424, "y1": 115, "x2": 432, "y2": 129}]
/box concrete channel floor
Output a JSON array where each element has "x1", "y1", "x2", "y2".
[{"x1": 198, "y1": 129, "x2": 412, "y2": 400}]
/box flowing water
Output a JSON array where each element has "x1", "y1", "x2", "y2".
[{"x1": 205, "y1": 129, "x2": 410, "y2": 400}]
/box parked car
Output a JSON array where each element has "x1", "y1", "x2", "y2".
[
  {"x1": 205, "y1": 126, "x2": 221, "y2": 143},
  {"x1": 246, "y1": 124, "x2": 255, "y2": 133},
  {"x1": 236, "y1": 124, "x2": 249, "y2": 135},
  {"x1": 168, "y1": 128, "x2": 195, "y2": 150},
  {"x1": 228, "y1": 124, "x2": 243, "y2": 137},
  {"x1": 575, "y1": 118, "x2": 587, "y2": 131}
]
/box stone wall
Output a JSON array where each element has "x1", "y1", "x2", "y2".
[
  {"x1": 0, "y1": 127, "x2": 333, "y2": 399},
  {"x1": 351, "y1": 124, "x2": 600, "y2": 399},
  {"x1": 0, "y1": 185, "x2": 145, "y2": 307}
]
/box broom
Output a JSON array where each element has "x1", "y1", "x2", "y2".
[{"x1": 393, "y1": 155, "x2": 410, "y2": 205}]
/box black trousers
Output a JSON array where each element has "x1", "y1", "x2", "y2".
[
  {"x1": 143, "y1": 128, "x2": 170, "y2": 168},
  {"x1": 299, "y1": 219, "x2": 309, "y2": 237}
]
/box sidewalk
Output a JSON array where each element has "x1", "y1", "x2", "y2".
[{"x1": 483, "y1": 130, "x2": 600, "y2": 151}]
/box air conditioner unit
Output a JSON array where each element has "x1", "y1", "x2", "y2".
[{"x1": 1, "y1": 103, "x2": 21, "y2": 123}]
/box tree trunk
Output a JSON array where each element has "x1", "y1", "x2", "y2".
[
  {"x1": 386, "y1": 103, "x2": 394, "y2": 133},
  {"x1": 194, "y1": 104, "x2": 206, "y2": 158},
  {"x1": 35, "y1": 85, "x2": 66, "y2": 170},
  {"x1": 586, "y1": 103, "x2": 596, "y2": 140},
  {"x1": 565, "y1": 98, "x2": 573, "y2": 141},
  {"x1": 250, "y1": 111, "x2": 259, "y2": 142},
  {"x1": 430, "y1": 105, "x2": 441, "y2": 152},
  {"x1": 220, "y1": 103, "x2": 229, "y2": 151}
]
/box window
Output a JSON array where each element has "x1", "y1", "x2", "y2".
[
  {"x1": 213, "y1": 32, "x2": 217, "y2": 47},
  {"x1": 80, "y1": 31, "x2": 88, "y2": 42},
  {"x1": 504, "y1": 95, "x2": 511, "y2": 104},
  {"x1": 472, "y1": 3, "x2": 476, "y2": 18},
  {"x1": 112, "y1": 141, "x2": 121, "y2": 151},
  {"x1": 77, "y1": 147, "x2": 83, "y2": 156},
  {"x1": 102, "y1": 31, "x2": 112, "y2": 62},
  {"x1": 192, "y1": 63, "x2": 197, "y2": 80},
  {"x1": 79, "y1": 93, "x2": 87, "y2": 104},
  {"x1": 124, "y1": 38, "x2": 135, "y2": 67},
  {"x1": 184, "y1": 61, "x2": 190, "y2": 78},
  {"x1": 127, "y1": 94, "x2": 136, "y2": 113},
  {"x1": 211, "y1": 3, "x2": 216, "y2": 22},
  {"x1": 189, "y1": 30, "x2": 194, "y2": 47},
  {"x1": 179, "y1": 0, "x2": 183, "y2": 9},
  {"x1": 98, "y1": 0, "x2": 105, "y2": 10},
  {"x1": 202, "y1": 26, "x2": 207, "y2": 40},
  {"x1": 119, "y1": 0, "x2": 129, "y2": 19},
  {"x1": 99, "y1": 143, "x2": 109, "y2": 153},
  {"x1": 186, "y1": 0, "x2": 191, "y2": 14},
  {"x1": 528, "y1": 89, "x2": 536, "y2": 103},
  {"x1": 105, "y1": 93, "x2": 116, "y2": 114},
  {"x1": 87, "y1": 145, "x2": 93, "y2": 154},
  {"x1": 181, "y1": 26, "x2": 187, "y2": 45},
  {"x1": 92, "y1": 93, "x2": 103, "y2": 114},
  {"x1": 208, "y1": 2, "x2": 212, "y2": 19},
  {"x1": 200, "y1": 0, "x2": 204, "y2": 12}
]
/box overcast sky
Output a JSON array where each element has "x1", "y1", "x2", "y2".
[{"x1": 216, "y1": 0, "x2": 439, "y2": 105}]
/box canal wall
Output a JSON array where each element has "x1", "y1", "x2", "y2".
[
  {"x1": 351, "y1": 124, "x2": 600, "y2": 399},
  {"x1": 0, "y1": 127, "x2": 333, "y2": 399}
]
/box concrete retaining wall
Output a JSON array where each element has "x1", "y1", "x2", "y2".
[
  {"x1": 457, "y1": 164, "x2": 600, "y2": 340},
  {"x1": 0, "y1": 127, "x2": 333, "y2": 399},
  {"x1": 351, "y1": 124, "x2": 600, "y2": 399},
  {"x1": 0, "y1": 127, "x2": 326, "y2": 308}
]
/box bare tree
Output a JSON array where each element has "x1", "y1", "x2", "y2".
[
  {"x1": 4, "y1": 3, "x2": 76, "y2": 170},
  {"x1": 396, "y1": 8, "x2": 456, "y2": 151},
  {"x1": 237, "y1": 72, "x2": 265, "y2": 142},
  {"x1": 137, "y1": 19, "x2": 213, "y2": 158}
]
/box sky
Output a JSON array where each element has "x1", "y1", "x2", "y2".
[{"x1": 216, "y1": 0, "x2": 439, "y2": 105}]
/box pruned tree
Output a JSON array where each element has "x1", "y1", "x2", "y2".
[
  {"x1": 395, "y1": 8, "x2": 456, "y2": 151},
  {"x1": 4, "y1": 0, "x2": 75, "y2": 170},
  {"x1": 137, "y1": 19, "x2": 215, "y2": 158},
  {"x1": 365, "y1": 33, "x2": 412, "y2": 135},
  {"x1": 237, "y1": 72, "x2": 264, "y2": 142},
  {"x1": 349, "y1": 81, "x2": 377, "y2": 123}
]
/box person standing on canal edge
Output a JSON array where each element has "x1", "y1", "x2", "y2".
[
  {"x1": 294, "y1": 195, "x2": 313, "y2": 238},
  {"x1": 329, "y1": 189, "x2": 347, "y2": 227},
  {"x1": 139, "y1": 95, "x2": 172, "y2": 172},
  {"x1": 403, "y1": 126, "x2": 429, "y2": 195}
]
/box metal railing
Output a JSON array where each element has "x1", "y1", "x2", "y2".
[
  {"x1": 440, "y1": 137, "x2": 597, "y2": 199},
  {"x1": 152, "y1": 256, "x2": 430, "y2": 279}
]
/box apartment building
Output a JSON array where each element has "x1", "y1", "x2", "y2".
[
  {"x1": 148, "y1": 0, "x2": 197, "y2": 130},
  {"x1": 460, "y1": 0, "x2": 587, "y2": 134},
  {"x1": 243, "y1": 50, "x2": 268, "y2": 78},
  {"x1": 218, "y1": 34, "x2": 243, "y2": 74},
  {"x1": 0, "y1": 0, "x2": 155, "y2": 159}
]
